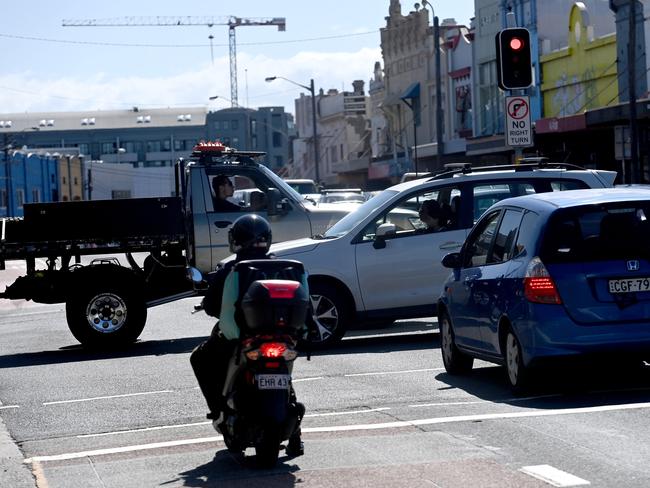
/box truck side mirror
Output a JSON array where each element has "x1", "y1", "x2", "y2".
[{"x1": 266, "y1": 188, "x2": 290, "y2": 216}]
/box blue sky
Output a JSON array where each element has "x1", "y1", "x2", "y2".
[{"x1": 0, "y1": 0, "x2": 474, "y2": 115}]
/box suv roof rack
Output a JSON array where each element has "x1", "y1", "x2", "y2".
[{"x1": 426, "y1": 160, "x2": 588, "y2": 181}]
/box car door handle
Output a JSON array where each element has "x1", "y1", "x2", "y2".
[
  {"x1": 214, "y1": 221, "x2": 232, "y2": 229},
  {"x1": 440, "y1": 242, "x2": 462, "y2": 250}
]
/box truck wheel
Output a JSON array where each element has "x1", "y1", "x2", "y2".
[
  {"x1": 66, "y1": 282, "x2": 147, "y2": 348},
  {"x1": 303, "y1": 282, "x2": 349, "y2": 347}
]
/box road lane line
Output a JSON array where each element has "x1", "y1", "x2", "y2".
[
  {"x1": 304, "y1": 401, "x2": 650, "y2": 432},
  {"x1": 520, "y1": 465, "x2": 590, "y2": 486},
  {"x1": 24, "y1": 436, "x2": 224, "y2": 463},
  {"x1": 43, "y1": 390, "x2": 173, "y2": 406},
  {"x1": 305, "y1": 407, "x2": 390, "y2": 418},
  {"x1": 409, "y1": 394, "x2": 562, "y2": 408},
  {"x1": 77, "y1": 421, "x2": 211, "y2": 438},
  {"x1": 293, "y1": 376, "x2": 324, "y2": 382},
  {"x1": 27, "y1": 400, "x2": 650, "y2": 464},
  {"x1": 344, "y1": 368, "x2": 444, "y2": 377},
  {"x1": 0, "y1": 405, "x2": 19, "y2": 410}
]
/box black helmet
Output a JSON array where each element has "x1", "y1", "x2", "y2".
[{"x1": 228, "y1": 214, "x2": 272, "y2": 254}]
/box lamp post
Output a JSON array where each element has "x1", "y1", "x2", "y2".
[
  {"x1": 265, "y1": 76, "x2": 320, "y2": 183},
  {"x1": 421, "y1": 0, "x2": 444, "y2": 168}
]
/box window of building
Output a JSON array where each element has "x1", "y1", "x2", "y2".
[
  {"x1": 79, "y1": 143, "x2": 90, "y2": 155},
  {"x1": 275, "y1": 156, "x2": 283, "y2": 167},
  {"x1": 174, "y1": 139, "x2": 185, "y2": 151},
  {"x1": 0, "y1": 189, "x2": 6, "y2": 208},
  {"x1": 214, "y1": 121, "x2": 221, "y2": 130},
  {"x1": 330, "y1": 146, "x2": 338, "y2": 163},
  {"x1": 231, "y1": 120, "x2": 238, "y2": 130},
  {"x1": 223, "y1": 120, "x2": 230, "y2": 130},
  {"x1": 232, "y1": 137, "x2": 239, "y2": 146},
  {"x1": 272, "y1": 113, "x2": 282, "y2": 128},
  {"x1": 62, "y1": 176, "x2": 67, "y2": 185},
  {"x1": 251, "y1": 135, "x2": 257, "y2": 148},
  {"x1": 16, "y1": 189, "x2": 24, "y2": 208},
  {"x1": 74, "y1": 177, "x2": 78, "y2": 185},
  {"x1": 112, "y1": 190, "x2": 132, "y2": 199},
  {"x1": 272, "y1": 131, "x2": 282, "y2": 148},
  {"x1": 101, "y1": 142, "x2": 114, "y2": 153},
  {"x1": 162, "y1": 139, "x2": 171, "y2": 151},
  {"x1": 251, "y1": 119, "x2": 257, "y2": 134},
  {"x1": 147, "y1": 140, "x2": 161, "y2": 152}
]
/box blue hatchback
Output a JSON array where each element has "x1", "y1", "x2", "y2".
[{"x1": 438, "y1": 188, "x2": 650, "y2": 389}]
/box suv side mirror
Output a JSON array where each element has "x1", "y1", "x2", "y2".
[
  {"x1": 266, "y1": 188, "x2": 290, "y2": 216},
  {"x1": 441, "y1": 252, "x2": 462, "y2": 269},
  {"x1": 373, "y1": 223, "x2": 396, "y2": 249}
]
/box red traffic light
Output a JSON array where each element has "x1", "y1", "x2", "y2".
[{"x1": 509, "y1": 37, "x2": 524, "y2": 51}]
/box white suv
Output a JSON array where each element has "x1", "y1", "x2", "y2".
[{"x1": 269, "y1": 163, "x2": 617, "y2": 345}]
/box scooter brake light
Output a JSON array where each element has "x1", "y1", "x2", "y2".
[
  {"x1": 260, "y1": 342, "x2": 287, "y2": 358},
  {"x1": 260, "y1": 280, "x2": 300, "y2": 299}
]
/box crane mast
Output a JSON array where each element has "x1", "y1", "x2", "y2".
[{"x1": 62, "y1": 16, "x2": 287, "y2": 107}]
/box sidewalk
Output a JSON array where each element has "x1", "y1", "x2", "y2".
[{"x1": 0, "y1": 414, "x2": 35, "y2": 488}]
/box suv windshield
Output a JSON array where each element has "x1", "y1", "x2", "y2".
[
  {"x1": 259, "y1": 166, "x2": 304, "y2": 203},
  {"x1": 323, "y1": 190, "x2": 397, "y2": 238},
  {"x1": 541, "y1": 202, "x2": 650, "y2": 263}
]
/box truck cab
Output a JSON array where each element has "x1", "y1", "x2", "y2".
[{"x1": 184, "y1": 142, "x2": 351, "y2": 273}]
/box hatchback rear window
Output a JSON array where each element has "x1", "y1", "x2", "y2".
[{"x1": 541, "y1": 203, "x2": 650, "y2": 263}]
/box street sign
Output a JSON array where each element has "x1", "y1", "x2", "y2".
[{"x1": 505, "y1": 95, "x2": 532, "y2": 147}]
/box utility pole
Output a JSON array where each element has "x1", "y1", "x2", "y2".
[
  {"x1": 628, "y1": 0, "x2": 639, "y2": 182},
  {"x1": 3, "y1": 133, "x2": 12, "y2": 217}
]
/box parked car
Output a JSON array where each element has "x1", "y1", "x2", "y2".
[
  {"x1": 438, "y1": 187, "x2": 650, "y2": 390},
  {"x1": 285, "y1": 178, "x2": 321, "y2": 204},
  {"x1": 267, "y1": 162, "x2": 617, "y2": 345}
]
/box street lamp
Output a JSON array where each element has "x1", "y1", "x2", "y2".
[
  {"x1": 420, "y1": 0, "x2": 444, "y2": 168},
  {"x1": 265, "y1": 76, "x2": 320, "y2": 183}
]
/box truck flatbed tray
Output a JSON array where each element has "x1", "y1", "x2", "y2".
[{"x1": 7, "y1": 197, "x2": 185, "y2": 244}]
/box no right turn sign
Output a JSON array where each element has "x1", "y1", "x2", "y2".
[{"x1": 505, "y1": 96, "x2": 532, "y2": 147}]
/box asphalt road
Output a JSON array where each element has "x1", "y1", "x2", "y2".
[{"x1": 2, "y1": 287, "x2": 650, "y2": 487}]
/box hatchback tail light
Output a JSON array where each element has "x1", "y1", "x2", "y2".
[{"x1": 524, "y1": 257, "x2": 562, "y2": 304}]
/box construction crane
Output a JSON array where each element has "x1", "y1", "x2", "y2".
[{"x1": 61, "y1": 16, "x2": 286, "y2": 107}]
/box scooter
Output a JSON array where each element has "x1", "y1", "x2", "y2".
[{"x1": 201, "y1": 259, "x2": 310, "y2": 467}]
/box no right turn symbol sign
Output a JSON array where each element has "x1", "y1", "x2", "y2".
[{"x1": 505, "y1": 95, "x2": 532, "y2": 147}]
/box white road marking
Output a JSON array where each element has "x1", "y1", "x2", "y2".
[
  {"x1": 293, "y1": 376, "x2": 324, "y2": 382},
  {"x1": 409, "y1": 394, "x2": 562, "y2": 408},
  {"x1": 305, "y1": 407, "x2": 390, "y2": 418},
  {"x1": 344, "y1": 368, "x2": 444, "y2": 377},
  {"x1": 0, "y1": 405, "x2": 19, "y2": 410},
  {"x1": 304, "y1": 401, "x2": 650, "y2": 432},
  {"x1": 26, "y1": 400, "x2": 650, "y2": 464},
  {"x1": 520, "y1": 465, "x2": 590, "y2": 487},
  {"x1": 43, "y1": 390, "x2": 173, "y2": 406},
  {"x1": 24, "y1": 436, "x2": 224, "y2": 463},
  {"x1": 77, "y1": 421, "x2": 211, "y2": 438}
]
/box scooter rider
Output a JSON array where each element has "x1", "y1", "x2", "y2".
[{"x1": 190, "y1": 214, "x2": 273, "y2": 419}]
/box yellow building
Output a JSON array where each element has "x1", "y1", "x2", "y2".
[
  {"x1": 540, "y1": 3, "x2": 617, "y2": 118},
  {"x1": 57, "y1": 155, "x2": 84, "y2": 201}
]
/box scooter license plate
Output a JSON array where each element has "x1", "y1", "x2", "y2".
[{"x1": 256, "y1": 374, "x2": 291, "y2": 390}]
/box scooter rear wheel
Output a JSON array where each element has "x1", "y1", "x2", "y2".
[{"x1": 255, "y1": 430, "x2": 281, "y2": 468}]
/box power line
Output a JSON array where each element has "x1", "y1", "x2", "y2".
[{"x1": 0, "y1": 30, "x2": 377, "y2": 49}]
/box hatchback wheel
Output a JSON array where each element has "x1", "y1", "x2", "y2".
[
  {"x1": 440, "y1": 311, "x2": 473, "y2": 374},
  {"x1": 303, "y1": 282, "x2": 348, "y2": 347},
  {"x1": 505, "y1": 330, "x2": 530, "y2": 391}
]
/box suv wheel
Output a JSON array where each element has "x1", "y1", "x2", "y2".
[{"x1": 304, "y1": 282, "x2": 348, "y2": 347}]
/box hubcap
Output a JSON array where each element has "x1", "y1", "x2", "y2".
[
  {"x1": 309, "y1": 294, "x2": 338, "y2": 343},
  {"x1": 506, "y1": 334, "x2": 519, "y2": 385},
  {"x1": 86, "y1": 293, "x2": 127, "y2": 334}
]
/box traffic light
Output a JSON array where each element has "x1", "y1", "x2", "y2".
[{"x1": 495, "y1": 28, "x2": 533, "y2": 90}]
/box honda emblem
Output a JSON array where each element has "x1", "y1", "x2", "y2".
[{"x1": 627, "y1": 260, "x2": 640, "y2": 271}]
